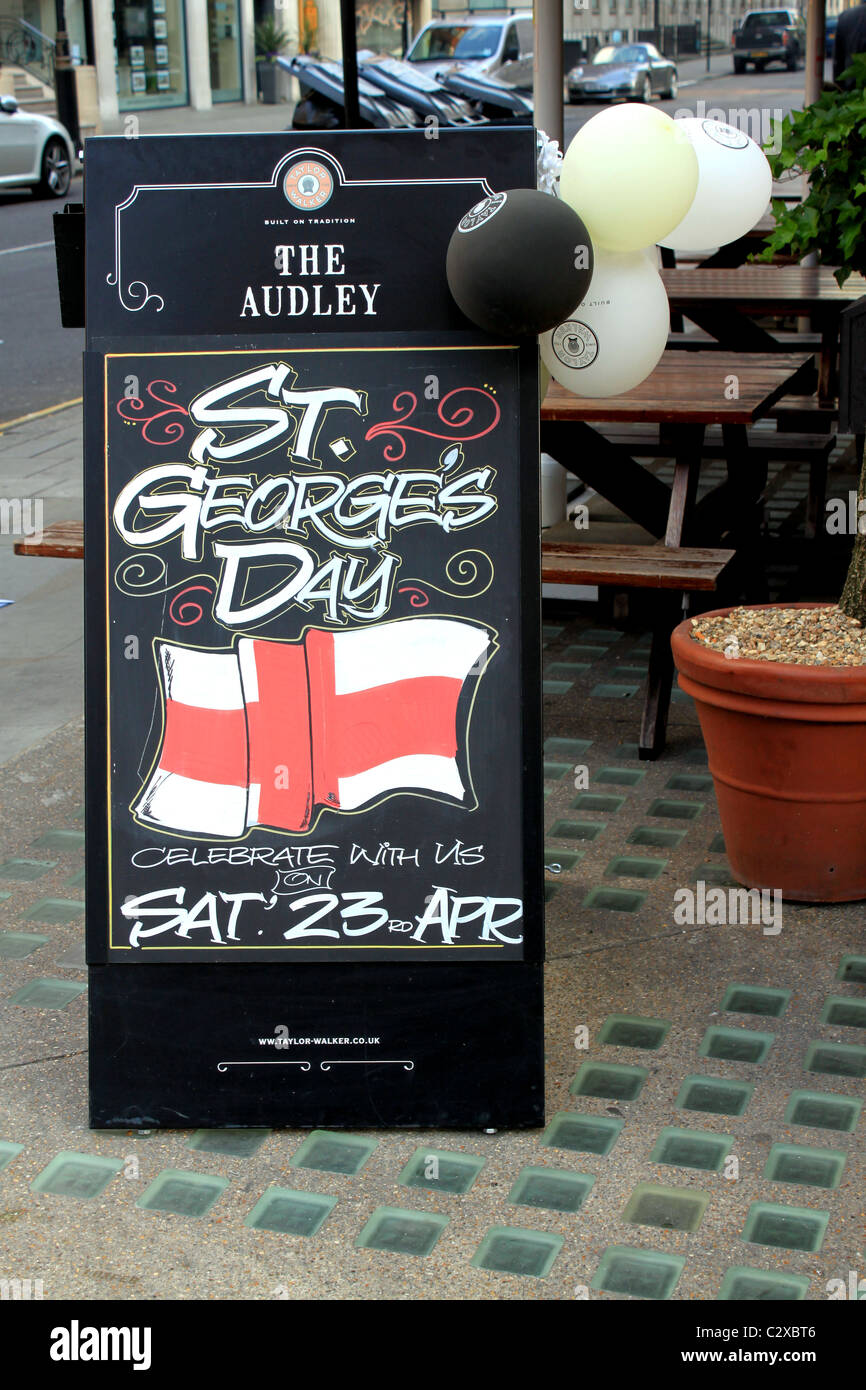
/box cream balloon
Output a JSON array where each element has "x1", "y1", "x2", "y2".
[
  {"x1": 660, "y1": 118, "x2": 772, "y2": 251},
  {"x1": 540, "y1": 249, "x2": 670, "y2": 398},
  {"x1": 559, "y1": 105, "x2": 698, "y2": 253}
]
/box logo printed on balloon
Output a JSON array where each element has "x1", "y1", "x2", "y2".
[
  {"x1": 284, "y1": 160, "x2": 333, "y2": 210},
  {"x1": 457, "y1": 192, "x2": 508, "y2": 233},
  {"x1": 552, "y1": 321, "x2": 598, "y2": 370},
  {"x1": 701, "y1": 120, "x2": 750, "y2": 151}
]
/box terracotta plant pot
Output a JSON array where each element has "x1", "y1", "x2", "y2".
[{"x1": 671, "y1": 603, "x2": 866, "y2": 902}]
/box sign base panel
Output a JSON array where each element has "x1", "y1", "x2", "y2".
[{"x1": 88, "y1": 963, "x2": 544, "y2": 1129}]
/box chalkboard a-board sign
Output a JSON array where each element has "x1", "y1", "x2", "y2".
[{"x1": 85, "y1": 130, "x2": 543, "y2": 1127}]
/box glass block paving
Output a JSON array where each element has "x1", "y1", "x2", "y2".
[
  {"x1": 356, "y1": 1207, "x2": 448, "y2": 1257},
  {"x1": 623, "y1": 1183, "x2": 709, "y2": 1233},
  {"x1": 820, "y1": 996, "x2": 866, "y2": 1030},
  {"x1": 604, "y1": 856, "x2": 667, "y2": 881},
  {"x1": 614, "y1": 742, "x2": 642, "y2": 759},
  {"x1": 717, "y1": 1267, "x2": 810, "y2": 1301},
  {"x1": 563, "y1": 645, "x2": 609, "y2": 661},
  {"x1": 137, "y1": 1170, "x2": 229, "y2": 1217},
  {"x1": 548, "y1": 662, "x2": 591, "y2": 678},
  {"x1": 0, "y1": 1141, "x2": 24, "y2": 1172},
  {"x1": 398, "y1": 1147, "x2": 485, "y2": 1195},
  {"x1": 698, "y1": 1027, "x2": 775, "y2": 1064},
  {"x1": 9, "y1": 978, "x2": 86, "y2": 1010},
  {"x1": 544, "y1": 737, "x2": 592, "y2": 759},
  {"x1": 650, "y1": 1128, "x2": 732, "y2": 1173},
  {"x1": 597, "y1": 1015, "x2": 670, "y2": 1050},
  {"x1": 543, "y1": 761, "x2": 572, "y2": 781},
  {"x1": 544, "y1": 883, "x2": 560, "y2": 903},
  {"x1": 837, "y1": 954, "x2": 866, "y2": 984},
  {"x1": 56, "y1": 942, "x2": 86, "y2": 968},
  {"x1": 542, "y1": 624, "x2": 564, "y2": 639},
  {"x1": 741, "y1": 1202, "x2": 829, "y2": 1253},
  {"x1": 571, "y1": 793, "x2": 625, "y2": 815},
  {"x1": 289, "y1": 1130, "x2": 378, "y2": 1176},
  {"x1": 577, "y1": 628, "x2": 622, "y2": 643},
  {"x1": 591, "y1": 1246, "x2": 685, "y2": 1300},
  {"x1": 694, "y1": 863, "x2": 737, "y2": 887},
  {"x1": 0, "y1": 931, "x2": 49, "y2": 959},
  {"x1": 707, "y1": 833, "x2": 726, "y2": 853},
  {"x1": 628, "y1": 826, "x2": 688, "y2": 849},
  {"x1": 64, "y1": 867, "x2": 86, "y2": 888},
  {"x1": 590, "y1": 684, "x2": 640, "y2": 699},
  {"x1": 543, "y1": 680, "x2": 573, "y2": 696},
  {"x1": 615, "y1": 666, "x2": 649, "y2": 680},
  {"x1": 244, "y1": 1187, "x2": 336, "y2": 1237},
  {"x1": 23, "y1": 898, "x2": 85, "y2": 925},
  {"x1": 187, "y1": 1129, "x2": 270, "y2": 1158},
  {"x1": 676, "y1": 1075, "x2": 754, "y2": 1117},
  {"x1": 647, "y1": 799, "x2": 705, "y2": 820},
  {"x1": 665, "y1": 774, "x2": 714, "y2": 792},
  {"x1": 471, "y1": 1226, "x2": 563, "y2": 1278},
  {"x1": 804, "y1": 1041, "x2": 866, "y2": 1079},
  {"x1": 785, "y1": 1090, "x2": 862, "y2": 1133},
  {"x1": 763, "y1": 1143, "x2": 846, "y2": 1191},
  {"x1": 31, "y1": 1152, "x2": 123, "y2": 1200},
  {"x1": 507, "y1": 1167, "x2": 594, "y2": 1215},
  {"x1": 29, "y1": 830, "x2": 85, "y2": 853},
  {"x1": 0, "y1": 858, "x2": 58, "y2": 880},
  {"x1": 571, "y1": 1061, "x2": 648, "y2": 1102},
  {"x1": 594, "y1": 767, "x2": 645, "y2": 788},
  {"x1": 583, "y1": 887, "x2": 647, "y2": 913},
  {"x1": 544, "y1": 849, "x2": 583, "y2": 872},
  {"x1": 549, "y1": 819, "x2": 606, "y2": 842},
  {"x1": 0, "y1": 892, "x2": 8, "y2": 901},
  {"x1": 721, "y1": 983, "x2": 791, "y2": 1018},
  {"x1": 541, "y1": 1112, "x2": 623, "y2": 1156}
]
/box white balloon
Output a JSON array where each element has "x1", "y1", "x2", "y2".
[
  {"x1": 660, "y1": 118, "x2": 772, "y2": 252},
  {"x1": 540, "y1": 250, "x2": 670, "y2": 398}
]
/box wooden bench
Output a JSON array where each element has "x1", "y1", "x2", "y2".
[
  {"x1": 596, "y1": 424, "x2": 836, "y2": 540},
  {"x1": 14, "y1": 521, "x2": 84, "y2": 559},
  {"x1": 541, "y1": 538, "x2": 734, "y2": 759}
]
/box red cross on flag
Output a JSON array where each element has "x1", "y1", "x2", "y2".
[{"x1": 134, "y1": 617, "x2": 491, "y2": 837}]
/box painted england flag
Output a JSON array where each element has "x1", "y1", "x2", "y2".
[{"x1": 134, "y1": 617, "x2": 491, "y2": 837}]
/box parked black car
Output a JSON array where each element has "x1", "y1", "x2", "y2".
[{"x1": 732, "y1": 9, "x2": 805, "y2": 72}]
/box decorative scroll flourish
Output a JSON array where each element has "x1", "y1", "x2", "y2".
[
  {"x1": 216, "y1": 1061, "x2": 312, "y2": 1071},
  {"x1": 397, "y1": 585, "x2": 430, "y2": 609},
  {"x1": 116, "y1": 380, "x2": 188, "y2": 445},
  {"x1": 401, "y1": 550, "x2": 494, "y2": 603},
  {"x1": 319, "y1": 1060, "x2": 415, "y2": 1071},
  {"x1": 169, "y1": 585, "x2": 214, "y2": 627},
  {"x1": 114, "y1": 556, "x2": 215, "y2": 627},
  {"x1": 106, "y1": 273, "x2": 165, "y2": 315},
  {"x1": 364, "y1": 387, "x2": 501, "y2": 462}
]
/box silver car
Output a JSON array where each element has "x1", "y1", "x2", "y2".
[
  {"x1": 0, "y1": 94, "x2": 75, "y2": 197},
  {"x1": 567, "y1": 43, "x2": 678, "y2": 103}
]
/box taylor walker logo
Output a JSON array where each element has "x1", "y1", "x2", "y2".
[
  {"x1": 50, "y1": 1320, "x2": 152, "y2": 1371},
  {"x1": 284, "y1": 160, "x2": 333, "y2": 211},
  {"x1": 673, "y1": 880, "x2": 782, "y2": 935},
  {"x1": 552, "y1": 320, "x2": 598, "y2": 370},
  {"x1": 458, "y1": 192, "x2": 507, "y2": 232}
]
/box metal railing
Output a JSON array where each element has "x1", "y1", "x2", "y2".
[{"x1": 0, "y1": 16, "x2": 56, "y2": 91}]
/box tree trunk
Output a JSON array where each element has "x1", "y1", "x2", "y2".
[{"x1": 838, "y1": 438, "x2": 866, "y2": 626}]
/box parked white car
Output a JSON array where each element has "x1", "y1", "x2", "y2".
[{"x1": 0, "y1": 94, "x2": 75, "y2": 197}]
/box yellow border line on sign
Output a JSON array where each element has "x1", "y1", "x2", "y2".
[{"x1": 0, "y1": 397, "x2": 83, "y2": 433}]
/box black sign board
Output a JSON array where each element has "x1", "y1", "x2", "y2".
[{"x1": 85, "y1": 129, "x2": 543, "y2": 1127}]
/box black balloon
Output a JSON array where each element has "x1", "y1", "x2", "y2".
[{"x1": 446, "y1": 188, "x2": 594, "y2": 338}]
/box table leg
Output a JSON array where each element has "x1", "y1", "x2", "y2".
[
  {"x1": 721, "y1": 423, "x2": 769, "y2": 602},
  {"x1": 640, "y1": 424, "x2": 704, "y2": 760}
]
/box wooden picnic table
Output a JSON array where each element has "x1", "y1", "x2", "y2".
[
  {"x1": 541, "y1": 349, "x2": 813, "y2": 755},
  {"x1": 661, "y1": 265, "x2": 866, "y2": 398}
]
